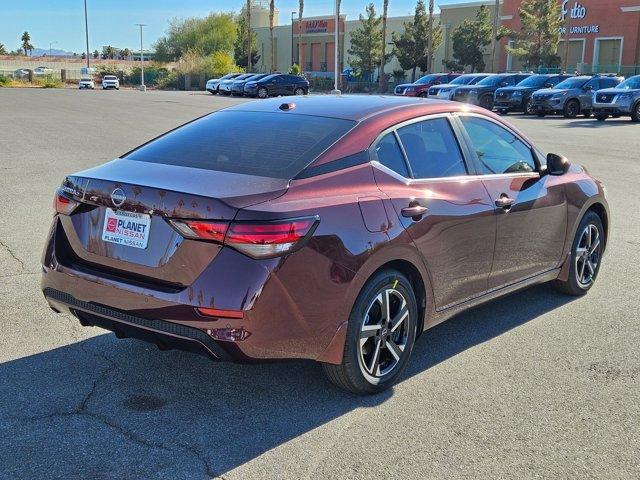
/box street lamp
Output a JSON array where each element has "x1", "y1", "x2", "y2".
[
  {"x1": 291, "y1": 11, "x2": 297, "y2": 67},
  {"x1": 331, "y1": 0, "x2": 341, "y2": 94},
  {"x1": 135, "y1": 23, "x2": 146, "y2": 91},
  {"x1": 84, "y1": 0, "x2": 90, "y2": 69},
  {"x1": 49, "y1": 41, "x2": 57, "y2": 58}
]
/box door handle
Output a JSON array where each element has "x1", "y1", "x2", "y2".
[
  {"x1": 401, "y1": 205, "x2": 428, "y2": 219},
  {"x1": 494, "y1": 194, "x2": 515, "y2": 209}
]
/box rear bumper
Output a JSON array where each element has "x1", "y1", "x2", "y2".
[{"x1": 44, "y1": 288, "x2": 233, "y2": 361}]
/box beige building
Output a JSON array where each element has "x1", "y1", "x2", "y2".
[{"x1": 251, "y1": 0, "x2": 501, "y2": 78}]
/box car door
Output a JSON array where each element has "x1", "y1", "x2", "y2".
[
  {"x1": 371, "y1": 115, "x2": 497, "y2": 310},
  {"x1": 455, "y1": 113, "x2": 567, "y2": 289},
  {"x1": 580, "y1": 78, "x2": 600, "y2": 109}
]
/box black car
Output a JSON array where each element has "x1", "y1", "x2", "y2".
[
  {"x1": 244, "y1": 74, "x2": 310, "y2": 98},
  {"x1": 451, "y1": 73, "x2": 531, "y2": 110},
  {"x1": 230, "y1": 73, "x2": 268, "y2": 96},
  {"x1": 493, "y1": 74, "x2": 573, "y2": 115}
]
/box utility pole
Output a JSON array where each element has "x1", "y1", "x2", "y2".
[
  {"x1": 49, "y1": 41, "x2": 56, "y2": 58},
  {"x1": 135, "y1": 24, "x2": 146, "y2": 91},
  {"x1": 84, "y1": 0, "x2": 90, "y2": 69},
  {"x1": 490, "y1": 0, "x2": 499, "y2": 72},
  {"x1": 291, "y1": 11, "x2": 296, "y2": 67},
  {"x1": 247, "y1": 0, "x2": 252, "y2": 72}
]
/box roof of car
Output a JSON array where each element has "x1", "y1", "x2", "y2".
[{"x1": 226, "y1": 95, "x2": 455, "y2": 121}]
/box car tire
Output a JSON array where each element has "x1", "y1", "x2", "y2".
[
  {"x1": 552, "y1": 211, "x2": 604, "y2": 296},
  {"x1": 536, "y1": 111, "x2": 546, "y2": 117},
  {"x1": 257, "y1": 87, "x2": 269, "y2": 99},
  {"x1": 563, "y1": 99, "x2": 580, "y2": 118},
  {"x1": 583, "y1": 110, "x2": 591, "y2": 118},
  {"x1": 418, "y1": 92, "x2": 429, "y2": 98},
  {"x1": 524, "y1": 98, "x2": 534, "y2": 115},
  {"x1": 595, "y1": 114, "x2": 608, "y2": 121},
  {"x1": 631, "y1": 102, "x2": 640, "y2": 122},
  {"x1": 479, "y1": 94, "x2": 494, "y2": 110},
  {"x1": 294, "y1": 87, "x2": 305, "y2": 96},
  {"x1": 498, "y1": 109, "x2": 508, "y2": 115},
  {"x1": 322, "y1": 269, "x2": 418, "y2": 395}
]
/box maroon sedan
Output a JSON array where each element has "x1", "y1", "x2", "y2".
[
  {"x1": 394, "y1": 73, "x2": 461, "y2": 97},
  {"x1": 42, "y1": 96, "x2": 609, "y2": 394}
]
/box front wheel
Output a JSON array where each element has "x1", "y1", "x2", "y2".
[
  {"x1": 524, "y1": 98, "x2": 534, "y2": 115},
  {"x1": 294, "y1": 87, "x2": 305, "y2": 96},
  {"x1": 257, "y1": 87, "x2": 269, "y2": 99},
  {"x1": 552, "y1": 211, "x2": 604, "y2": 296},
  {"x1": 563, "y1": 99, "x2": 580, "y2": 118},
  {"x1": 631, "y1": 102, "x2": 640, "y2": 122},
  {"x1": 479, "y1": 94, "x2": 494, "y2": 110},
  {"x1": 322, "y1": 270, "x2": 418, "y2": 394}
]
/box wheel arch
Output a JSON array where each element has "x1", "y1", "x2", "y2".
[{"x1": 586, "y1": 201, "x2": 609, "y2": 252}]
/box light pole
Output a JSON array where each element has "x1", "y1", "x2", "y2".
[
  {"x1": 332, "y1": 0, "x2": 341, "y2": 94},
  {"x1": 84, "y1": 0, "x2": 90, "y2": 69},
  {"x1": 49, "y1": 41, "x2": 56, "y2": 58},
  {"x1": 291, "y1": 11, "x2": 296, "y2": 67},
  {"x1": 135, "y1": 23, "x2": 146, "y2": 91}
]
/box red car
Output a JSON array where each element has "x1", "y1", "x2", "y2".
[
  {"x1": 394, "y1": 73, "x2": 461, "y2": 97},
  {"x1": 42, "y1": 96, "x2": 609, "y2": 394}
]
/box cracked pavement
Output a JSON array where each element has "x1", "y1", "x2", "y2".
[{"x1": 1, "y1": 89, "x2": 639, "y2": 479}]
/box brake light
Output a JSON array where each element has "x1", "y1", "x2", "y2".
[
  {"x1": 226, "y1": 218, "x2": 318, "y2": 258},
  {"x1": 167, "y1": 216, "x2": 319, "y2": 259},
  {"x1": 53, "y1": 188, "x2": 79, "y2": 215},
  {"x1": 168, "y1": 220, "x2": 228, "y2": 242}
]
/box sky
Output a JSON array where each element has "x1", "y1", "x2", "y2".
[{"x1": 0, "y1": 0, "x2": 470, "y2": 54}]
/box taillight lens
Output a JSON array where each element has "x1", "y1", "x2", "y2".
[
  {"x1": 53, "y1": 188, "x2": 79, "y2": 215},
  {"x1": 167, "y1": 216, "x2": 319, "y2": 259},
  {"x1": 226, "y1": 218, "x2": 318, "y2": 258}
]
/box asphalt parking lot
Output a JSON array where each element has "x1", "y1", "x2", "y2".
[{"x1": 1, "y1": 88, "x2": 639, "y2": 480}]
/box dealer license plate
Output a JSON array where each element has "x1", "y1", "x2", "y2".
[{"x1": 101, "y1": 208, "x2": 151, "y2": 249}]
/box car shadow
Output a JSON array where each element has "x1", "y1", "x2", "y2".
[
  {"x1": 556, "y1": 118, "x2": 633, "y2": 128},
  {"x1": 0, "y1": 284, "x2": 574, "y2": 478}
]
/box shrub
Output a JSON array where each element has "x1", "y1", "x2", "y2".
[
  {"x1": 288, "y1": 63, "x2": 301, "y2": 75},
  {"x1": 0, "y1": 75, "x2": 10, "y2": 87},
  {"x1": 35, "y1": 74, "x2": 63, "y2": 88},
  {"x1": 96, "y1": 64, "x2": 121, "y2": 76},
  {"x1": 308, "y1": 76, "x2": 334, "y2": 93}
]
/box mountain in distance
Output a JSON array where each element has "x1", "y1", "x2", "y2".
[{"x1": 30, "y1": 48, "x2": 77, "y2": 57}]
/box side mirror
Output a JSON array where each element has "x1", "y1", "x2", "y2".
[
  {"x1": 544, "y1": 82, "x2": 553, "y2": 88},
  {"x1": 547, "y1": 153, "x2": 570, "y2": 175},
  {"x1": 583, "y1": 84, "x2": 593, "y2": 91},
  {"x1": 500, "y1": 81, "x2": 509, "y2": 87}
]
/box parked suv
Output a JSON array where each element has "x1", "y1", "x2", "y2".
[
  {"x1": 206, "y1": 73, "x2": 241, "y2": 94},
  {"x1": 530, "y1": 75, "x2": 623, "y2": 118},
  {"x1": 494, "y1": 74, "x2": 572, "y2": 115},
  {"x1": 427, "y1": 73, "x2": 490, "y2": 100},
  {"x1": 592, "y1": 75, "x2": 640, "y2": 122},
  {"x1": 394, "y1": 73, "x2": 460, "y2": 97},
  {"x1": 230, "y1": 73, "x2": 268, "y2": 96},
  {"x1": 244, "y1": 74, "x2": 309, "y2": 98},
  {"x1": 101, "y1": 75, "x2": 120, "y2": 90},
  {"x1": 451, "y1": 73, "x2": 531, "y2": 110}
]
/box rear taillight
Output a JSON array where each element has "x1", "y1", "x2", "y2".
[
  {"x1": 53, "y1": 188, "x2": 79, "y2": 215},
  {"x1": 168, "y1": 216, "x2": 319, "y2": 259}
]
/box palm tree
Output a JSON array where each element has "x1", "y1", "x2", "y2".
[
  {"x1": 427, "y1": 0, "x2": 435, "y2": 73},
  {"x1": 21, "y1": 31, "x2": 33, "y2": 56},
  {"x1": 0, "y1": 43, "x2": 7, "y2": 55},
  {"x1": 269, "y1": 0, "x2": 276, "y2": 72},
  {"x1": 246, "y1": 0, "x2": 252, "y2": 72},
  {"x1": 379, "y1": 0, "x2": 389, "y2": 91},
  {"x1": 298, "y1": 0, "x2": 304, "y2": 71}
]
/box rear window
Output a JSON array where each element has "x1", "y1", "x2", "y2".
[{"x1": 123, "y1": 111, "x2": 355, "y2": 179}]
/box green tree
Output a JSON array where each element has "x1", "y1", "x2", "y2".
[
  {"x1": 451, "y1": 5, "x2": 492, "y2": 72},
  {"x1": 233, "y1": 14, "x2": 260, "y2": 69},
  {"x1": 119, "y1": 48, "x2": 131, "y2": 60},
  {"x1": 21, "y1": 31, "x2": 33, "y2": 56},
  {"x1": 348, "y1": 3, "x2": 383, "y2": 79},
  {"x1": 421, "y1": 0, "x2": 442, "y2": 74},
  {"x1": 102, "y1": 45, "x2": 116, "y2": 59},
  {"x1": 92, "y1": 49, "x2": 99, "y2": 59},
  {"x1": 505, "y1": 0, "x2": 562, "y2": 69},
  {"x1": 0, "y1": 43, "x2": 7, "y2": 55},
  {"x1": 153, "y1": 13, "x2": 237, "y2": 62},
  {"x1": 391, "y1": 0, "x2": 430, "y2": 81}
]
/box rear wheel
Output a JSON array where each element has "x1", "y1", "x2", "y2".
[
  {"x1": 257, "y1": 87, "x2": 269, "y2": 99},
  {"x1": 524, "y1": 98, "x2": 534, "y2": 115},
  {"x1": 563, "y1": 99, "x2": 580, "y2": 118},
  {"x1": 631, "y1": 102, "x2": 640, "y2": 122},
  {"x1": 498, "y1": 109, "x2": 508, "y2": 115},
  {"x1": 294, "y1": 87, "x2": 305, "y2": 95},
  {"x1": 322, "y1": 270, "x2": 418, "y2": 394},
  {"x1": 536, "y1": 111, "x2": 546, "y2": 117},
  {"x1": 552, "y1": 211, "x2": 604, "y2": 296}
]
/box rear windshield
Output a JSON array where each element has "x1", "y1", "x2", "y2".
[
  {"x1": 123, "y1": 111, "x2": 355, "y2": 179},
  {"x1": 555, "y1": 78, "x2": 588, "y2": 89}
]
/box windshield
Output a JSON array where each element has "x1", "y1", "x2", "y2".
[
  {"x1": 555, "y1": 78, "x2": 588, "y2": 89},
  {"x1": 516, "y1": 75, "x2": 550, "y2": 87},
  {"x1": 617, "y1": 76, "x2": 640, "y2": 90},
  {"x1": 104, "y1": 76, "x2": 117, "y2": 80},
  {"x1": 124, "y1": 111, "x2": 356, "y2": 179},
  {"x1": 477, "y1": 75, "x2": 506, "y2": 86},
  {"x1": 415, "y1": 74, "x2": 441, "y2": 84},
  {"x1": 449, "y1": 75, "x2": 476, "y2": 85}
]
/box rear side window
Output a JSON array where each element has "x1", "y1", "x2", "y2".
[
  {"x1": 375, "y1": 133, "x2": 410, "y2": 177},
  {"x1": 600, "y1": 78, "x2": 619, "y2": 88},
  {"x1": 397, "y1": 118, "x2": 467, "y2": 178},
  {"x1": 124, "y1": 111, "x2": 355, "y2": 179}
]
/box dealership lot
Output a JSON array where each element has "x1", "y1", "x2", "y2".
[{"x1": 0, "y1": 88, "x2": 639, "y2": 479}]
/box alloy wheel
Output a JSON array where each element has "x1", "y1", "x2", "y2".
[
  {"x1": 575, "y1": 224, "x2": 601, "y2": 288},
  {"x1": 358, "y1": 288, "x2": 410, "y2": 379},
  {"x1": 258, "y1": 87, "x2": 268, "y2": 99},
  {"x1": 524, "y1": 99, "x2": 534, "y2": 115}
]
